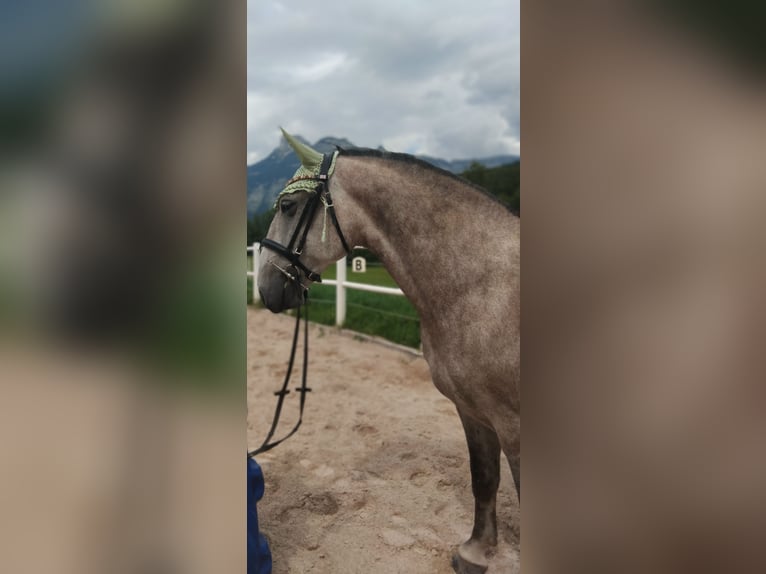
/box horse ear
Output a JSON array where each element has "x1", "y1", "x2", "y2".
[{"x1": 280, "y1": 127, "x2": 323, "y2": 168}]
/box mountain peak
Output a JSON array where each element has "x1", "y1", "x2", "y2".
[{"x1": 314, "y1": 136, "x2": 355, "y2": 151}]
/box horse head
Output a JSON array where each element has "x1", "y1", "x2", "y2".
[{"x1": 257, "y1": 129, "x2": 349, "y2": 313}]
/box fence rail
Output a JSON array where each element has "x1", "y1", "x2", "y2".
[{"x1": 247, "y1": 242, "x2": 405, "y2": 325}]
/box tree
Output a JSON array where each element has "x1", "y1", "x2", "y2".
[
  {"x1": 247, "y1": 218, "x2": 256, "y2": 246},
  {"x1": 461, "y1": 161, "x2": 520, "y2": 215},
  {"x1": 462, "y1": 162, "x2": 488, "y2": 188},
  {"x1": 247, "y1": 208, "x2": 276, "y2": 245}
]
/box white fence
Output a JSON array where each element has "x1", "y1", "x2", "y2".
[{"x1": 247, "y1": 243, "x2": 404, "y2": 325}]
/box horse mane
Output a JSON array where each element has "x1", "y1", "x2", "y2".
[{"x1": 336, "y1": 147, "x2": 515, "y2": 214}]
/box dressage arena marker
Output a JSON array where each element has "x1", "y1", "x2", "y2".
[{"x1": 352, "y1": 256, "x2": 367, "y2": 273}]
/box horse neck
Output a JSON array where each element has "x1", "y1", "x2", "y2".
[{"x1": 332, "y1": 155, "x2": 514, "y2": 322}]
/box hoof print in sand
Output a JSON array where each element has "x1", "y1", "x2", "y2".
[{"x1": 303, "y1": 492, "x2": 339, "y2": 516}]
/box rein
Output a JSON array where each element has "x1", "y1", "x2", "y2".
[
  {"x1": 247, "y1": 301, "x2": 310, "y2": 458},
  {"x1": 248, "y1": 152, "x2": 351, "y2": 459}
]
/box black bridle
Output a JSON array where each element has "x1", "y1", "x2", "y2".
[
  {"x1": 248, "y1": 152, "x2": 351, "y2": 459},
  {"x1": 259, "y1": 152, "x2": 351, "y2": 284}
]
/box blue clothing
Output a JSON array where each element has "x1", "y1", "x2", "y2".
[{"x1": 248, "y1": 457, "x2": 272, "y2": 574}]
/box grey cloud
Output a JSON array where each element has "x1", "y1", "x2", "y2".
[{"x1": 248, "y1": 0, "x2": 519, "y2": 162}]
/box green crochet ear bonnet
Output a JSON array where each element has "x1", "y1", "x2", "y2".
[
  {"x1": 275, "y1": 128, "x2": 339, "y2": 243},
  {"x1": 276, "y1": 128, "x2": 338, "y2": 202}
]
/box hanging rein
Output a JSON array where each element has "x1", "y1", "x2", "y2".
[{"x1": 248, "y1": 152, "x2": 351, "y2": 458}]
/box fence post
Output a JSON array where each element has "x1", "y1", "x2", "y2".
[
  {"x1": 335, "y1": 256, "x2": 347, "y2": 326},
  {"x1": 252, "y1": 243, "x2": 259, "y2": 288}
]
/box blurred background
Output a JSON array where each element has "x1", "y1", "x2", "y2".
[
  {"x1": 0, "y1": 0, "x2": 245, "y2": 572},
  {"x1": 524, "y1": 1, "x2": 766, "y2": 573}
]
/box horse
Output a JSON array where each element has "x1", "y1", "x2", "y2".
[{"x1": 257, "y1": 129, "x2": 519, "y2": 573}]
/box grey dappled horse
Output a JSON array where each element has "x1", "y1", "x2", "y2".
[{"x1": 258, "y1": 130, "x2": 519, "y2": 573}]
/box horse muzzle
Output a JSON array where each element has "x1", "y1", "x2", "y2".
[{"x1": 258, "y1": 264, "x2": 306, "y2": 313}]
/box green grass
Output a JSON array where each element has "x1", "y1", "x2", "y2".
[{"x1": 247, "y1": 260, "x2": 420, "y2": 348}]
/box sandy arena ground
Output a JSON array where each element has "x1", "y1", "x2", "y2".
[{"x1": 248, "y1": 308, "x2": 519, "y2": 573}]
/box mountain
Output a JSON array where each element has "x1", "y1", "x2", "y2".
[{"x1": 247, "y1": 135, "x2": 519, "y2": 217}]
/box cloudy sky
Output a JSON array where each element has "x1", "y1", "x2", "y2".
[{"x1": 247, "y1": 0, "x2": 519, "y2": 164}]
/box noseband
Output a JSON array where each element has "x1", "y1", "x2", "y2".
[{"x1": 260, "y1": 152, "x2": 352, "y2": 285}]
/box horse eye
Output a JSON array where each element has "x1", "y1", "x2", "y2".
[{"x1": 280, "y1": 199, "x2": 298, "y2": 216}]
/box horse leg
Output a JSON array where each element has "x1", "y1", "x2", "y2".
[
  {"x1": 505, "y1": 434, "x2": 520, "y2": 502},
  {"x1": 509, "y1": 455, "x2": 520, "y2": 502},
  {"x1": 452, "y1": 410, "x2": 501, "y2": 574}
]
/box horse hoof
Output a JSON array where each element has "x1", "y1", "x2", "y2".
[{"x1": 451, "y1": 553, "x2": 489, "y2": 574}]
